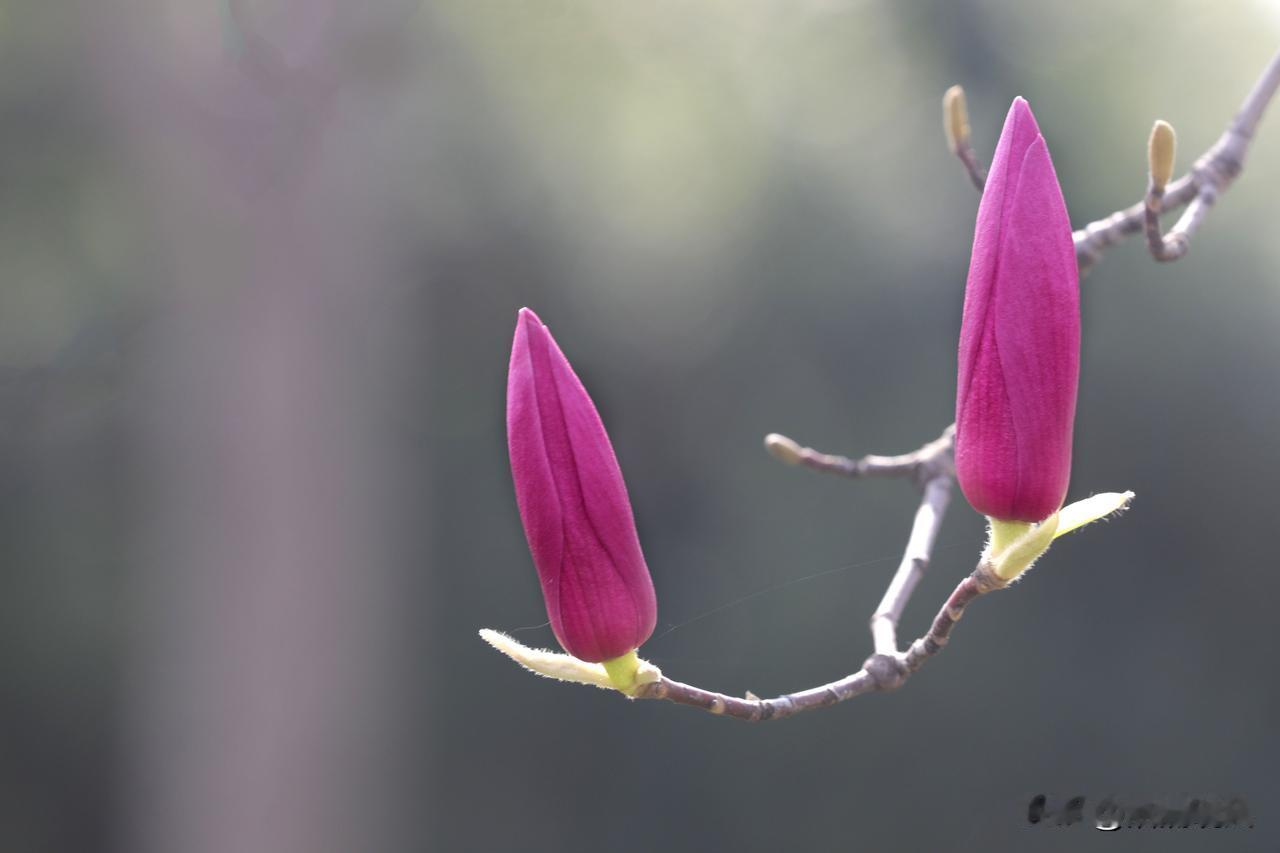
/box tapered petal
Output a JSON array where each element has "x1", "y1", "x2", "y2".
[
  {"x1": 956, "y1": 99, "x2": 1079, "y2": 522},
  {"x1": 507, "y1": 308, "x2": 657, "y2": 662},
  {"x1": 959, "y1": 98, "x2": 1042, "y2": 368}
]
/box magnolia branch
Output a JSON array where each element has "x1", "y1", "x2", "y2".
[
  {"x1": 1088, "y1": 46, "x2": 1280, "y2": 269},
  {"x1": 949, "y1": 47, "x2": 1280, "y2": 273},
  {"x1": 630, "y1": 425, "x2": 965, "y2": 721},
  {"x1": 483, "y1": 423, "x2": 980, "y2": 722},
  {"x1": 625, "y1": 426, "x2": 962, "y2": 720},
  {"x1": 486, "y1": 50, "x2": 1272, "y2": 722},
  {"x1": 626, "y1": 49, "x2": 1280, "y2": 720},
  {"x1": 630, "y1": 561, "x2": 1005, "y2": 721}
]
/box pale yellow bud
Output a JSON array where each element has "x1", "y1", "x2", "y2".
[
  {"x1": 764, "y1": 433, "x2": 804, "y2": 465},
  {"x1": 1148, "y1": 120, "x2": 1176, "y2": 190},
  {"x1": 943, "y1": 85, "x2": 971, "y2": 152}
]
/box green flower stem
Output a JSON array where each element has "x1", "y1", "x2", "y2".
[
  {"x1": 601, "y1": 650, "x2": 641, "y2": 693},
  {"x1": 988, "y1": 518, "x2": 1033, "y2": 557}
]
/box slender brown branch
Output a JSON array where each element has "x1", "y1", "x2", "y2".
[
  {"x1": 1144, "y1": 176, "x2": 1218, "y2": 262},
  {"x1": 765, "y1": 426, "x2": 953, "y2": 481},
  {"x1": 626, "y1": 426, "x2": 963, "y2": 721},
  {"x1": 954, "y1": 144, "x2": 987, "y2": 191},
  {"x1": 634, "y1": 668, "x2": 876, "y2": 721},
  {"x1": 901, "y1": 565, "x2": 1003, "y2": 672},
  {"x1": 1143, "y1": 180, "x2": 1174, "y2": 259},
  {"x1": 632, "y1": 562, "x2": 1006, "y2": 721},
  {"x1": 870, "y1": 472, "x2": 953, "y2": 654}
]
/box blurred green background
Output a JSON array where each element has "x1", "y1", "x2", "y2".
[{"x1": 1, "y1": 1, "x2": 1278, "y2": 850}]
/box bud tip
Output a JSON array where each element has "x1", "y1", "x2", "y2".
[
  {"x1": 764, "y1": 433, "x2": 804, "y2": 465},
  {"x1": 1148, "y1": 120, "x2": 1176, "y2": 190},
  {"x1": 943, "y1": 85, "x2": 971, "y2": 152}
]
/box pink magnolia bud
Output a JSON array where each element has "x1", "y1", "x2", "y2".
[
  {"x1": 955, "y1": 98, "x2": 1080, "y2": 523},
  {"x1": 506, "y1": 308, "x2": 657, "y2": 663}
]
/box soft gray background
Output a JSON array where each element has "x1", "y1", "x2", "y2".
[{"x1": 1, "y1": 1, "x2": 1278, "y2": 851}]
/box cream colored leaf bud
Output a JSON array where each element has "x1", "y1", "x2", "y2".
[
  {"x1": 764, "y1": 433, "x2": 804, "y2": 465},
  {"x1": 1148, "y1": 120, "x2": 1176, "y2": 190},
  {"x1": 944, "y1": 85, "x2": 971, "y2": 152}
]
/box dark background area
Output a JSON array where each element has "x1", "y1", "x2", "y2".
[{"x1": 0, "y1": 1, "x2": 1278, "y2": 850}]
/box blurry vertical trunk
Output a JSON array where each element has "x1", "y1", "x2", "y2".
[{"x1": 105, "y1": 3, "x2": 418, "y2": 851}]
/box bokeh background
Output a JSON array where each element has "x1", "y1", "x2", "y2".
[{"x1": 2, "y1": 1, "x2": 1279, "y2": 850}]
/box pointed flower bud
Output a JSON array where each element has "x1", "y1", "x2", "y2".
[
  {"x1": 506, "y1": 308, "x2": 657, "y2": 665},
  {"x1": 955, "y1": 98, "x2": 1079, "y2": 523}
]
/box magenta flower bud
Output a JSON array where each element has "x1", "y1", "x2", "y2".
[
  {"x1": 506, "y1": 308, "x2": 657, "y2": 663},
  {"x1": 955, "y1": 98, "x2": 1080, "y2": 523}
]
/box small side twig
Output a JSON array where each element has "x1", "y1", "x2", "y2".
[
  {"x1": 944, "y1": 85, "x2": 987, "y2": 190},
  {"x1": 764, "y1": 427, "x2": 952, "y2": 481},
  {"x1": 953, "y1": 143, "x2": 987, "y2": 191},
  {"x1": 1144, "y1": 119, "x2": 1181, "y2": 260},
  {"x1": 1143, "y1": 184, "x2": 1178, "y2": 260}
]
